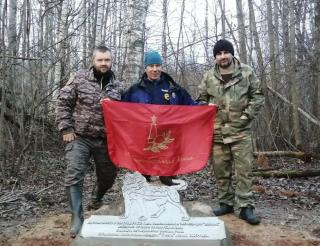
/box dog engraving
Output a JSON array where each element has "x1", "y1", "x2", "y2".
[{"x1": 121, "y1": 172, "x2": 190, "y2": 221}]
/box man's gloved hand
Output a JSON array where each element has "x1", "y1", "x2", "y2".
[{"x1": 63, "y1": 132, "x2": 76, "y2": 142}]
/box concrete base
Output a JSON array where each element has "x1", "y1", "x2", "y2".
[{"x1": 71, "y1": 236, "x2": 231, "y2": 246}]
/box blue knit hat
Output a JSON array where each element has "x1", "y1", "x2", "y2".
[{"x1": 144, "y1": 50, "x2": 162, "y2": 67}]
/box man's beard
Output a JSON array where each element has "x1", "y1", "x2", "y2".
[
  {"x1": 219, "y1": 59, "x2": 233, "y2": 69},
  {"x1": 93, "y1": 66, "x2": 114, "y2": 81},
  {"x1": 94, "y1": 65, "x2": 111, "y2": 75}
]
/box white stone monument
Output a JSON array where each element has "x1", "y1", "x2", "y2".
[{"x1": 72, "y1": 172, "x2": 231, "y2": 246}]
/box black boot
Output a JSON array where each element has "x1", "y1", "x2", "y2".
[
  {"x1": 213, "y1": 203, "x2": 234, "y2": 216},
  {"x1": 67, "y1": 185, "x2": 84, "y2": 238},
  {"x1": 239, "y1": 206, "x2": 261, "y2": 225},
  {"x1": 143, "y1": 175, "x2": 152, "y2": 182},
  {"x1": 159, "y1": 176, "x2": 178, "y2": 186},
  {"x1": 87, "y1": 184, "x2": 104, "y2": 211}
]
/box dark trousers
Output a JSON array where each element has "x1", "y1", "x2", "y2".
[{"x1": 64, "y1": 136, "x2": 117, "y2": 191}]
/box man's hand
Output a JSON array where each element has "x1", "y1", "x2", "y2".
[
  {"x1": 208, "y1": 103, "x2": 215, "y2": 106},
  {"x1": 240, "y1": 114, "x2": 249, "y2": 120},
  {"x1": 63, "y1": 132, "x2": 76, "y2": 142}
]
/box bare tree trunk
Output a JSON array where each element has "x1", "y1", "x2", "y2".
[
  {"x1": 18, "y1": 0, "x2": 31, "y2": 149},
  {"x1": 314, "y1": 0, "x2": 320, "y2": 118},
  {"x1": 92, "y1": 0, "x2": 105, "y2": 47},
  {"x1": 123, "y1": 0, "x2": 149, "y2": 85},
  {"x1": 97, "y1": 0, "x2": 105, "y2": 45},
  {"x1": 267, "y1": 0, "x2": 277, "y2": 85},
  {"x1": 248, "y1": 1, "x2": 265, "y2": 85},
  {"x1": 248, "y1": 0, "x2": 272, "y2": 125},
  {"x1": 101, "y1": 0, "x2": 111, "y2": 44},
  {"x1": 0, "y1": 0, "x2": 6, "y2": 174},
  {"x1": 273, "y1": 0, "x2": 281, "y2": 89},
  {"x1": 236, "y1": 0, "x2": 247, "y2": 63},
  {"x1": 82, "y1": 0, "x2": 88, "y2": 67},
  {"x1": 162, "y1": 0, "x2": 168, "y2": 69},
  {"x1": 216, "y1": 4, "x2": 239, "y2": 53},
  {"x1": 289, "y1": 0, "x2": 302, "y2": 149},
  {"x1": 111, "y1": 0, "x2": 118, "y2": 61},
  {"x1": 218, "y1": 0, "x2": 226, "y2": 38},
  {"x1": 116, "y1": 0, "x2": 125, "y2": 70},
  {"x1": 204, "y1": 0, "x2": 210, "y2": 63},
  {"x1": 175, "y1": 0, "x2": 185, "y2": 77},
  {"x1": 0, "y1": 0, "x2": 7, "y2": 170},
  {"x1": 53, "y1": 0, "x2": 69, "y2": 100},
  {"x1": 282, "y1": 0, "x2": 294, "y2": 143},
  {"x1": 91, "y1": 0, "x2": 99, "y2": 50},
  {"x1": 8, "y1": 0, "x2": 17, "y2": 56},
  {"x1": 267, "y1": 86, "x2": 320, "y2": 127}
]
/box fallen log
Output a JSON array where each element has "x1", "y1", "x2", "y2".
[
  {"x1": 253, "y1": 151, "x2": 320, "y2": 161},
  {"x1": 252, "y1": 169, "x2": 320, "y2": 178}
]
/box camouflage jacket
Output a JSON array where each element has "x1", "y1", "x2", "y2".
[
  {"x1": 56, "y1": 67, "x2": 125, "y2": 138},
  {"x1": 198, "y1": 58, "x2": 265, "y2": 143}
]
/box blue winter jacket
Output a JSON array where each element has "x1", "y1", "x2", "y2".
[{"x1": 122, "y1": 72, "x2": 196, "y2": 105}]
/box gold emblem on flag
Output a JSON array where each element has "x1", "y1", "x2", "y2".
[{"x1": 144, "y1": 115, "x2": 175, "y2": 153}]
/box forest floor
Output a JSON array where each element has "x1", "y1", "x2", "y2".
[{"x1": 0, "y1": 146, "x2": 320, "y2": 246}]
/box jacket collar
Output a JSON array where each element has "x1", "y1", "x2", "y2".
[
  {"x1": 86, "y1": 67, "x2": 97, "y2": 82},
  {"x1": 138, "y1": 71, "x2": 180, "y2": 91},
  {"x1": 86, "y1": 66, "x2": 115, "y2": 83}
]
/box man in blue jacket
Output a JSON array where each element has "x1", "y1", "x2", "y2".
[{"x1": 122, "y1": 50, "x2": 196, "y2": 185}]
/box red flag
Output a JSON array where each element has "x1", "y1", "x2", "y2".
[{"x1": 101, "y1": 100, "x2": 216, "y2": 176}]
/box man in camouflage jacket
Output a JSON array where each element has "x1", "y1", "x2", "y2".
[
  {"x1": 198, "y1": 39, "x2": 264, "y2": 225},
  {"x1": 56, "y1": 46, "x2": 124, "y2": 237}
]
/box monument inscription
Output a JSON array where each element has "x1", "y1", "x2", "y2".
[
  {"x1": 78, "y1": 173, "x2": 230, "y2": 245},
  {"x1": 82, "y1": 216, "x2": 225, "y2": 240}
]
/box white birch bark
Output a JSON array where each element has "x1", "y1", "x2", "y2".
[
  {"x1": 123, "y1": 0, "x2": 149, "y2": 85},
  {"x1": 52, "y1": 0, "x2": 69, "y2": 101},
  {"x1": 8, "y1": 0, "x2": 17, "y2": 56}
]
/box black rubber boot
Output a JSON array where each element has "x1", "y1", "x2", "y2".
[
  {"x1": 213, "y1": 203, "x2": 234, "y2": 216},
  {"x1": 87, "y1": 184, "x2": 104, "y2": 211},
  {"x1": 143, "y1": 175, "x2": 152, "y2": 182},
  {"x1": 239, "y1": 206, "x2": 261, "y2": 225},
  {"x1": 159, "y1": 176, "x2": 178, "y2": 186},
  {"x1": 67, "y1": 185, "x2": 84, "y2": 238}
]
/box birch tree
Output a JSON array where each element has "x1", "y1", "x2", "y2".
[
  {"x1": 8, "y1": 0, "x2": 17, "y2": 56},
  {"x1": 162, "y1": 0, "x2": 168, "y2": 68},
  {"x1": 123, "y1": 0, "x2": 149, "y2": 84},
  {"x1": 82, "y1": 0, "x2": 88, "y2": 67},
  {"x1": 204, "y1": 0, "x2": 210, "y2": 63},
  {"x1": 53, "y1": 0, "x2": 70, "y2": 100},
  {"x1": 314, "y1": 0, "x2": 320, "y2": 117},
  {"x1": 236, "y1": 0, "x2": 247, "y2": 63}
]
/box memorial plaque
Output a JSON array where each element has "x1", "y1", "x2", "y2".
[{"x1": 75, "y1": 173, "x2": 231, "y2": 246}]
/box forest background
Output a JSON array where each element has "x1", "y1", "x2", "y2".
[
  {"x1": 1, "y1": 1, "x2": 320, "y2": 245},
  {"x1": 0, "y1": 0, "x2": 320, "y2": 186}
]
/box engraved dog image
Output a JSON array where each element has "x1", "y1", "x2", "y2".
[{"x1": 121, "y1": 172, "x2": 190, "y2": 221}]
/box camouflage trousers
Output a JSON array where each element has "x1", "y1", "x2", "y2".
[
  {"x1": 212, "y1": 136, "x2": 254, "y2": 209},
  {"x1": 64, "y1": 136, "x2": 117, "y2": 191}
]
